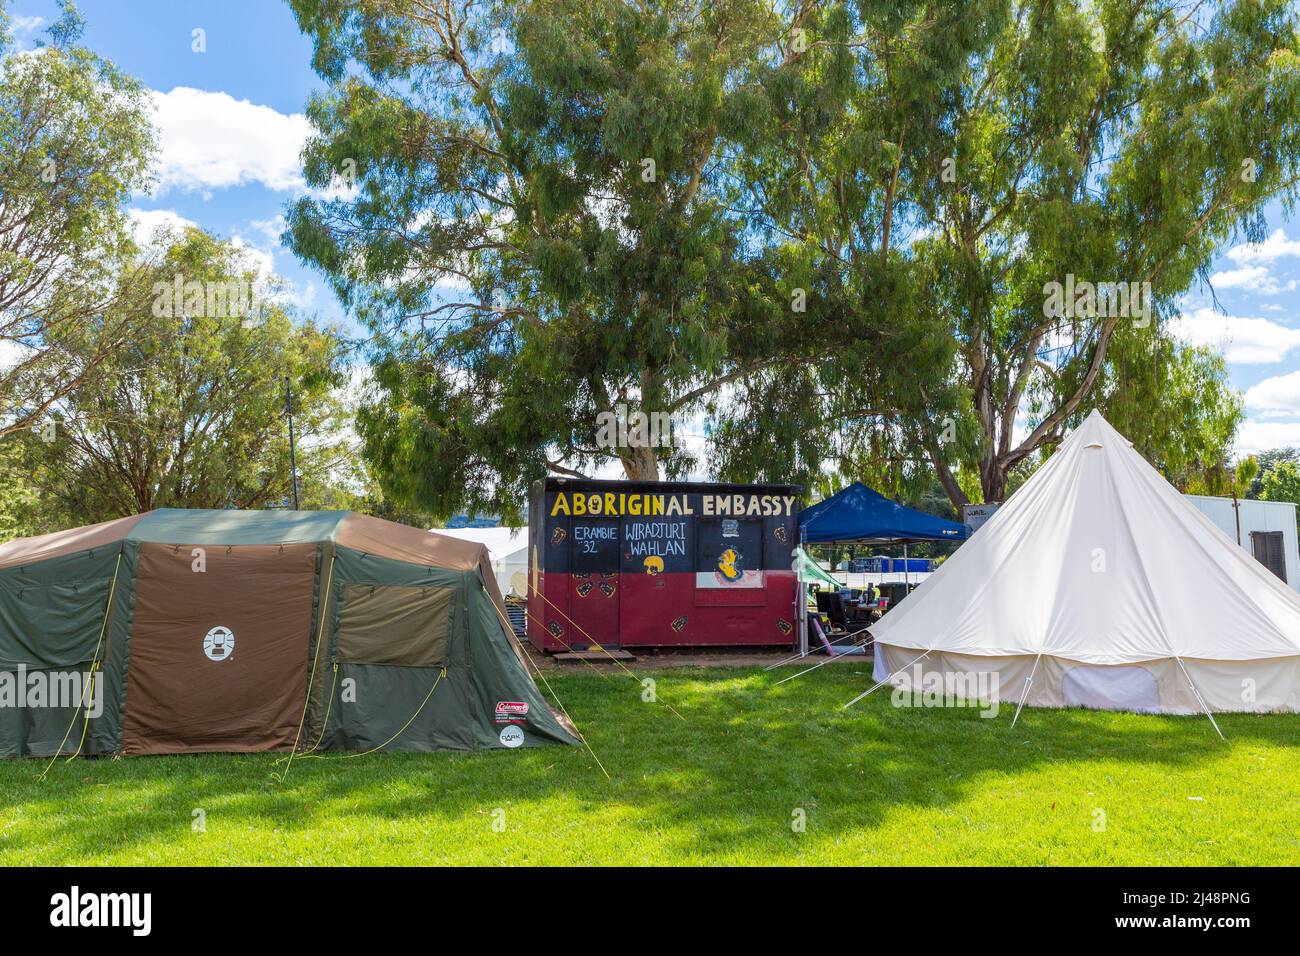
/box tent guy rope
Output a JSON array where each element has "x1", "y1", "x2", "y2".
[{"x1": 842, "y1": 649, "x2": 932, "y2": 709}]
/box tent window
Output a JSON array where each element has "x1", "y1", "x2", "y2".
[
  {"x1": 1250, "y1": 531, "x2": 1287, "y2": 583},
  {"x1": 337, "y1": 584, "x2": 452, "y2": 667}
]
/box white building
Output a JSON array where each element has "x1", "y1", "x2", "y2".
[{"x1": 1184, "y1": 495, "x2": 1300, "y2": 593}]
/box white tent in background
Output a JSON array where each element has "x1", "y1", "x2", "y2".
[
  {"x1": 431, "y1": 527, "x2": 528, "y2": 598},
  {"x1": 871, "y1": 410, "x2": 1300, "y2": 716}
]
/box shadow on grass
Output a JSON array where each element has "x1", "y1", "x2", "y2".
[{"x1": 3, "y1": 665, "x2": 1297, "y2": 864}]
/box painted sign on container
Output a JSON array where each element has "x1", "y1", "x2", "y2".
[{"x1": 528, "y1": 479, "x2": 801, "y2": 651}]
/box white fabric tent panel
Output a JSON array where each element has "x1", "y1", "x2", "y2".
[
  {"x1": 1061, "y1": 665, "x2": 1160, "y2": 713},
  {"x1": 873, "y1": 644, "x2": 1300, "y2": 714}
]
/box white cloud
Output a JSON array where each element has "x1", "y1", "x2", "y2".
[
  {"x1": 127, "y1": 210, "x2": 326, "y2": 315},
  {"x1": 127, "y1": 207, "x2": 198, "y2": 247},
  {"x1": 0, "y1": 338, "x2": 28, "y2": 376},
  {"x1": 1244, "y1": 371, "x2": 1300, "y2": 416},
  {"x1": 1168, "y1": 307, "x2": 1300, "y2": 364},
  {"x1": 1207, "y1": 264, "x2": 1297, "y2": 295},
  {"x1": 588, "y1": 458, "x2": 629, "y2": 480},
  {"x1": 10, "y1": 15, "x2": 45, "y2": 34},
  {"x1": 1209, "y1": 265, "x2": 1268, "y2": 289},
  {"x1": 281, "y1": 278, "x2": 318, "y2": 311},
  {"x1": 1235, "y1": 419, "x2": 1300, "y2": 455},
  {"x1": 150, "y1": 87, "x2": 311, "y2": 195},
  {"x1": 1210, "y1": 231, "x2": 1300, "y2": 295},
  {"x1": 229, "y1": 236, "x2": 276, "y2": 282},
  {"x1": 131, "y1": 210, "x2": 278, "y2": 280},
  {"x1": 227, "y1": 235, "x2": 325, "y2": 313},
  {"x1": 247, "y1": 215, "x2": 286, "y2": 246},
  {"x1": 1226, "y1": 228, "x2": 1300, "y2": 265}
]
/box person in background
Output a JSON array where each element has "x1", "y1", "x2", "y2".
[{"x1": 865, "y1": 582, "x2": 877, "y2": 606}]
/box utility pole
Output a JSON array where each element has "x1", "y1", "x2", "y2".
[{"x1": 285, "y1": 375, "x2": 299, "y2": 510}]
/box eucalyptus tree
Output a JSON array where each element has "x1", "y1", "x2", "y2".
[
  {"x1": 0, "y1": 4, "x2": 155, "y2": 439},
  {"x1": 723, "y1": 0, "x2": 1297, "y2": 504},
  {"x1": 287, "y1": 0, "x2": 788, "y2": 518},
  {"x1": 21, "y1": 229, "x2": 353, "y2": 522}
]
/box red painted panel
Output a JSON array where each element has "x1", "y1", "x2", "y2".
[
  {"x1": 694, "y1": 585, "x2": 768, "y2": 607},
  {"x1": 565, "y1": 573, "x2": 620, "y2": 650},
  {"x1": 528, "y1": 571, "x2": 797, "y2": 650},
  {"x1": 526, "y1": 567, "x2": 572, "y2": 652},
  {"x1": 619, "y1": 570, "x2": 797, "y2": 648},
  {"x1": 537, "y1": 568, "x2": 573, "y2": 651}
]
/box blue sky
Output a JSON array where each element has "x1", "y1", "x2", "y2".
[
  {"x1": 8, "y1": 0, "x2": 349, "y2": 332},
  {"x1": 8, "y1": 0, "x2": 1300, "y2": 457}
]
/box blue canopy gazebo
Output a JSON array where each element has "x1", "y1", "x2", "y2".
[
  {"x1": 798, "y1": 482, "x2": 968, "y2": 544},
  {"x1": 795, "y1": 482, "x2": 968, "y2": 654}
]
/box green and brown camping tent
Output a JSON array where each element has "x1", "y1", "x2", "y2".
[{"x1": 0, "y1": 509, "x2": 579, "y2": 757}]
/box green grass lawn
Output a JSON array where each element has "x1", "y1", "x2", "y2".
[{"x1": 2, "y1": 664, "x2": 1297, "y2": 865}]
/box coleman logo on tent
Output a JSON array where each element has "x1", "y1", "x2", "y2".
[
  {"x1": 495, "y1": 701, "x2": 529, "y2": 724},
  {"x1": 499, "y1": 725, "x2": 525, "y2": 748},
  {"x1": 203, "y1": 625, "x2": 234, "y2": 661}
]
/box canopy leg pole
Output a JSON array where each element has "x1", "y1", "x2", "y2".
[
  {"x1": 904, "y1": 542, "x2": 909, "y2": 590},
  {"x1": 1175, "y1": 656, "x2": 1226, "y2": 742},
  {"x1": 1011, "y1": 653, "x2": 1042, "y2": 728},
  {"x1": 798, "y1": 528, "x2": 808, "y2": 658}
]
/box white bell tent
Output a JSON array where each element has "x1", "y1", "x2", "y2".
[{"x1": 870, "y1": 410, "x2": 1300, "y2": 718}]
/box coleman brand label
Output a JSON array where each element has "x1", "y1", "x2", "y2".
[{"x1": 495, "y1": 701, "x2": 529, "y2": 724}]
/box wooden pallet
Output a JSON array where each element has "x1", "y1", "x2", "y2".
[{"x1": 553, "y1": 648, "x2": 638, "y2": 662}]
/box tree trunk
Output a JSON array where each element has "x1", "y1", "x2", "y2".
[
  {"x1": 925, "y1": 436, "x2": 968, "y2": 509},
  {"x1": 620, "y1": 444, "x2": 661, "y2": 481},
  {"x1": 980, "y1": 457, "x2": 1006, "y2": 504}
]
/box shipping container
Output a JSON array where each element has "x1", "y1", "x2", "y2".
[{"x1": 527, "y1": 478, "x2": 801, "y2": 651}]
